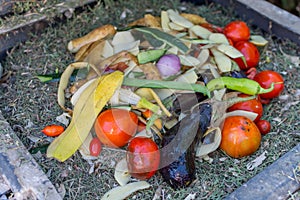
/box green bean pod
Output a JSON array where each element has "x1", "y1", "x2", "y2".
[{"x1": 206, "y1": 77, "x2": 274, "y2": 95}]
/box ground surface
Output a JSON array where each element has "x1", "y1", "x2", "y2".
[{"x1": 0, "y1": 0, "x2": 300, "y2": 199}]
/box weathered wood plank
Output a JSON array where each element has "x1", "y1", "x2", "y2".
[
  {"x1": 0, "y1": 0, "x2": 97, "y2": 60},
  {"x1": 0, "y1": 111, "x2": 62, "y2": 199},
  {"x1": 226, "y1": 143, "x2": 300, "y2": 200}
]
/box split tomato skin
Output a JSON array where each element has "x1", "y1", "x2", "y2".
[
  {"x1": 256, "y1": 120, "x2": 271, "y2": 135},
  {"x1": 126, "y1": 137, "x2": 160, "y2": 180},
  {"x1": 253, "y1": 70, "x2": 284, "y2": 99},
  {"x1": 223, "y1": 21, "x2": 250, "y2": 43},
  {"x1": 220, "y1": 116, "x2": 261, "y2": 158},
  {"x1": 94, "y1": 109, "x2": 138, "y2": 148},
  {"x1": 234, "y1": 41, "x2": 260, "y2": 70},
  {"x1": 227, "y1": 94, "x2": 263, "y2": 122},
  {"x1": 89, "y1": 137, "x2": 102, "y2": 157}
]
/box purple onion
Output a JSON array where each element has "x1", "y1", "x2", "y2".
[{"x1": 156, "y1": 54, "x2": 181, "y2": 77}]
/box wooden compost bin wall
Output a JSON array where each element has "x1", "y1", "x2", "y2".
[{"x1": 0, "y1": 0, "x2": 299, "y2": 199}]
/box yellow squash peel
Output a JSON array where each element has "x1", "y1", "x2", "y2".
[{"x1": 47, "y1": 71, "x2": 124, "y2": 162}]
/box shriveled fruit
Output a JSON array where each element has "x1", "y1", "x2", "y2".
[
  {"x1": 227, "y1": 94, "x2": 263, "y2": 122},
  {"x1": 223, "y1": 21, "x2": 250, "y2": 43},
  {"x1": 94, "y1": 109, "x2": 138, "y2": 148},
  {"x1": 256, "y1": 120, "x2": 271, "y2": 135},
  {"x1": 220, "y1": 116, "x2": 261, "y2": 158},
  {"x1": 42, "y1": 125, "x2": 64, "y2": 137},
  {"x1": 126, "y1": 137, "x2": 160, "y2": 180},
  {"x1": 234, "y1": 41, "x2": 260, "y2": 70},
  {"x1": 89, "y1": 137, "x2": 102, "y2": 156}
]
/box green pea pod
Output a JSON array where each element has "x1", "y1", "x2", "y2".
[{"x1": 206, "y1": 77, "x2": 274, "y2": 95}]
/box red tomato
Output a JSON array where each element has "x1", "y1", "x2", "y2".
[
  {"x1": 89, "y1": 137, "x2": 102, "y2": 157},
  {"x1": 94, "y1": 109, "x2": 138, "y2": 148},
  {"x1": 220, "y1": 116, "x2": 261, "y2": 158},
  {"x1": 256, "y1": 120, "x2": 271, "y2": 135},
  {"x1": 42, "y1": 125, "x2": 64, "y2": 137},
  {"x1": 234, "y1": 41, "x2": 260, "y2": 70},
  {"x1": 126, "y1": 137, "x2": 160, "y2": 180},
  {"x1": 223, "y1": 21, "x2": 250, "y2": 43},
  {"x1": 253, "y1": 70, "x2": 284, "y2": 99},
  {"x1": 227, "y1": 94, "x2": 263, "y2": 122}
]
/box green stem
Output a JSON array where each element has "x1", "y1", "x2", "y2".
[{"x1": 123, "y1": 77, "x2": 210, "y2": 97}]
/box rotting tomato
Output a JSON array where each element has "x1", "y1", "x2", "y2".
[
  {"x1": 234, "y1": 41, "x2": 260, "y2": 70},
  {"x1": 223, "y1": 20, "x2": 250, "y2": 43},
  {"x1": 227, "y1": 94, "x2": 263, "y2": 122},
  {"x1": 253, "y1": 70, "x2": 284, "y2": 99},
  {"x1": 256, "y1": 120, "x2": 271, "y2": 135},
  {"x1": 220, "y1": 116, "x2": 261, "y2": 158},
  {"x1": 89, "y1": 137, "x2": 102, "y2": 157},
  {"x1": 126, "y1": 137, "x2": 160, "y2": 180},
  {"x1": 94, "y1": 109, "x2": 138, "y2": 148},
  {"x1": 42, "y1": 124, "x2": 64, "y2": 137}
]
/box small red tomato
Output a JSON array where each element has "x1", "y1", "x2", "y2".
[
  {"x1": 42, "y1": 125, "x2": 64, "y2": 137},
  {"x1": 94, "y1": 109, "x2": 138, "y2": 148},
  {"x1": 223, "y1": 21, "x2": 250, "y2": 43},
  {"x1": 256, "y1": 120, "x2": 271, "y2": 135},
  {"x1": 227, "y1": 94, "x2": 263, "y2": 122},
  {"x1": 253, "y1": 70, "x2": 284, "y2": 99},
  {"x1": 234, "y1": 41, "x2": 260, "y2": 70},
  {"x1": 126, "y1": 137, "x2": 160, "y2": 180},
  {"x1": 89, "y1": 137, "x2": 102, "y2": 156}
]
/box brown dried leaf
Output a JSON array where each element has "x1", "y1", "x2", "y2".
[
  {"x1": 180, "y1": 13, "x2": 207, "y2": 25},
  {"x1": 139, "y1": 63, "x2": 162, "y2": 80}
]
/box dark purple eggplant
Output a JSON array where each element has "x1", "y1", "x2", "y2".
[{"x1": 159, "y1": 103, "x2": 212, "y2": 189}]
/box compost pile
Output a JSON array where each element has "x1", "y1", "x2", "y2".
[{"x1": 33, "y1": 8, "x2": 290, "y2": 199}]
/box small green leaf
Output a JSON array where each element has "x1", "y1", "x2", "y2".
[{"x1": 137, "y1": 49, "x2": 166, "y2": 64}]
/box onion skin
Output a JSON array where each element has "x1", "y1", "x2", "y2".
[{"x1": 156, "y1": 54, "x2": 181, "y2": 77}]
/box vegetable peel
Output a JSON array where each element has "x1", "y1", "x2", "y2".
[{"x1": 47, "y1": 71, "x2": 124, "y2": 162}]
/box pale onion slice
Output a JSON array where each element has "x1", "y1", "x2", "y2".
[
  {"x1": 161, "y1": 11, "x2": 171, "y2": 32},
  {"x1": 250, "y1": 35, "x2": 268, "y2": 46},
  {"x1": 175, "y1": 69, "x2": 198, "y2": 83},
  {"x1": 196, "y1": 127, "x2": 222, "y2": 157},
  {"x1": 71, "y1": 78, "x2": 97, "y2": 106},
  {"x1": 179, "y1": 55, "x2": 201, "y2": 67},
  {"x1": 101, "y1": 181, "x2": 150, "y2": 200},
  {"x1": 225, "y1": 110, "x2": 258, "y2": 121},
  {"x1": 217, "y1": 44, "x2": 244, "y2": 59},
  {"x1": 208, "y1": 63, "x2": 220, "y2": 78},
  {"x1": 167, "y1": 9, "x2": 194, "y2": 28},
  {"x1": 190, "y1": 25, "x2": 212, "y2": 39},
  {"x1": 211, "y1": 48, "x2": 231, "y2": 73},
  {"x1": 114, "y1": 158, "x2": 131, "y2": 186},
  {"x1": 208, "y1": 33, "x2": 229, "y2": 44}
]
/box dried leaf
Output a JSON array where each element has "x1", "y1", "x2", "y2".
[
  {"x1": 47, "y1": 71, "x2": 124, "y2": 162},
  {"x1": 246, "y1": 151, "x2": 267, "y2": 170},
  {"x1": 144, "y1": 14, "x2": 161, "y2": 28},
  {"x1": 208, "y1": 33, "x2": 229, "y2": 44},
  {"x1": 101, "y1": 181, "x2": 150, "y2": 200},
  {"x1": 161, "y1": 11, "x2": 171, "y2": 32},
  {"x1": 180, "y1": 13, "x2": 207, "y2": 25},
  {"x1": 169, "y1": 22, "x2": 185, "y2": 31},
  {"x1": 250, "y1": 35, "x2": 268, "y2": 46},
  {"x1": 167, "y1": 9, "x2": 194, "y2": 28},
  {"x1": 211, "y1": 48, "x2": 231, "y2": 73},
  {"x1": 217, "y1": 44, "x2": 244, "y2": 59},
  {"x1": 190, "y1": 25, "x2": 212, "y2": 39}
]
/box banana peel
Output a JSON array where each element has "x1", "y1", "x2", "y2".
[{"x1": 47, "y1": 71, "x2": 124, "y2": 162}]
